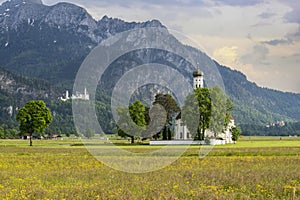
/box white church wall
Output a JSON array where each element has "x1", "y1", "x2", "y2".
[
  {"x1": 149, "y1": 139, "x2": 225, "y2": 145},
  {"x1": 174, "y1": 119, "x2": 192, "y2": 140}
]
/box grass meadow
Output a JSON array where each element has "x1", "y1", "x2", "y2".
[{"x1": 0, "y1": 137, "x2": 299, "y2": 200}]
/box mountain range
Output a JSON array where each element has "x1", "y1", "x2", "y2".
[{"x1": 0, "y1": 0, "x2": 299, "y2": 135}]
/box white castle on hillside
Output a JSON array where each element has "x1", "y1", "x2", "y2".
[
  {"x1": 60, "y1": 88, "x2": 89, "y2": 101},
  {"x1": 173, "y1": 68, "x2": 234, "y2": 144}
]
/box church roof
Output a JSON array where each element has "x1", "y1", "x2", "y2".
[
  {"x1": 193, "y1": 69, "x2": 203, "y2": 77},
  {"x1": 175, "y1": 112, "x2": 181, "y2": 120}
]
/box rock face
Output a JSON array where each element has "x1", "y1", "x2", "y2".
[
  {"x1": 0, "y1": 0, "x2": 164, "y2": 43},
  {"x1": 0, "y1": 68, "x2": 56, "y2": 100},
  {"x1": 0, "y1": 0, "x2": 165, "y2": 82}
]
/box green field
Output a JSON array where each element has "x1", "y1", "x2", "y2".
[{"x1": 0, "y1": 137, "x2": 299, "y2": 199}]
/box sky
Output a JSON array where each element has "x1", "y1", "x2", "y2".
[{"x1": 3, "y1": 0, "x2": 300, "y2": 93}]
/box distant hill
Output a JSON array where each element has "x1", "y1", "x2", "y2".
[
  {"x1": 217, "y1": 63, "x2": 300, "y2": 124},
  {"x1": 0, "y1": 0, "x2": 299, "y2": 135}
]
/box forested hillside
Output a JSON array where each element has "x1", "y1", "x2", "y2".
[{"x1": 217, "y1": 64, "x2": 300, "y2": 124}]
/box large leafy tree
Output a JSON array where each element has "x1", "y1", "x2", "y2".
[
  {"x1": 84, "y1": 129, "x2": 95, "y2": 139},
  {"x1": 224, "y1": 98, "x2": 234, "y2": 128},
  {"x1": 231, "y1": 126, "x2": 241, "y2": 143},
  {"x1": 182, "y1": 87, "x2": 211, "y2": 140},
  {"x1": 210, "y1": 86, "x2": 233, "y2": 136},
  {"x1": 182, "y1": 86, "x2": 233, "y2": 140},
  {"x1": 16, "y1": 100, "x2": 53, "y2": 146},
  {"x1": 129, "y1": 101, "x2": 147, "y2": 128},
  {"x1": 117, "y1": 101, "x2": 146, "y2": 143},
  {"x1": 152, "y1": 94, "x2": 180, "y2": 140}
]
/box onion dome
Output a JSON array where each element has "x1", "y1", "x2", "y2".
[{"x1": 193, "y1": 69, "x2": 203, "y2": 77}]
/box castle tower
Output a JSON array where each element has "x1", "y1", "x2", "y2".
[
  {"x1": 84, "y1": 87, "x2": 90, "y2": 100},
  {"x1": 193, "y1": 68, "x2": 204, "y2": 89}
]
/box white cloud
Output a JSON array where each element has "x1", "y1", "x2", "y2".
[
  {"x1": 212, "y1": 0, "x2": 263, "y2": 7},
  {"x1": 283, "y1": 1, "x2": 300, "y2": 24},
  {"x1": 213, "y1": 46, "x2": 238, "y2": 66}
]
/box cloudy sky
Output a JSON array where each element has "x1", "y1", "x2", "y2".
[{"x1": 7, "y1": 0, "x2": 300, "y2": 93}]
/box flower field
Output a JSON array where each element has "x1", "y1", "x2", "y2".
[{"x1": 0, "y1": 139, "x2": 299, "y2": 199}]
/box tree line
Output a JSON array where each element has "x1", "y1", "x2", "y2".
[
  {"x1": 240, "y1": 122, "x2": 300, "y2": 136},
  {"x1": 116, "y1": 86, "x2": 240, "y2": 143}
]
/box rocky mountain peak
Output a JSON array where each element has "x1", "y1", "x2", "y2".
[
  {"x1": 0, "y1": 0, "x2": 165, "y2": 43},
  {"x1": 0, "y1": 0, "x2": 47, "y2": 29},
  {"x1": 45, "y1": 2, "x2": 95, "y2": 27},
  {"x1": 0, "y1": 0, "x2": 42, "y2": 8}
]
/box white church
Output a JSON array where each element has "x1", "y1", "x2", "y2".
[{"x1": 172, "y1": 68, "x2": 235, "y2": 144}]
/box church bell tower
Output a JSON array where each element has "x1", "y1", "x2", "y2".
[{"x1": 193, "y1": 68, "x2": 204, "y2": 89}]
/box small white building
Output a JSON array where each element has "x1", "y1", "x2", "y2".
[{"x1": 60, "y1": 88, "x2": 89, "y2": 101}]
